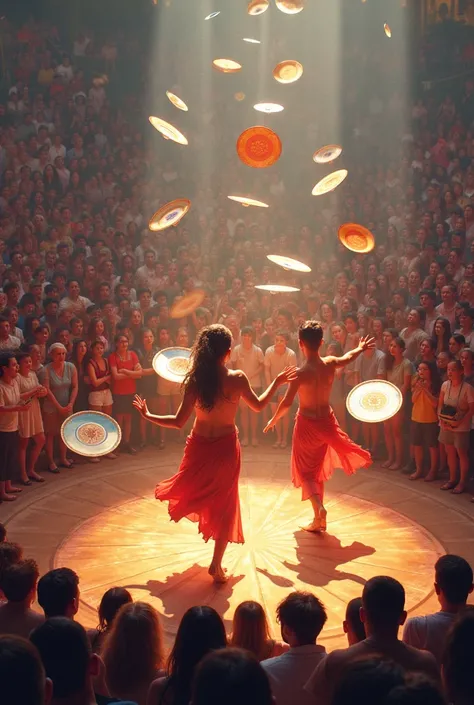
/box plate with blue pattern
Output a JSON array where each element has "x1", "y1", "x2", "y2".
[{"x1": 61, "y1": 411, "x2": 122, "y2": 457}]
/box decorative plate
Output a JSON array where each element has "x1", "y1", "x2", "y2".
[
  {"x1": 212, "y1": 58, "x2": 242, "y2": 74},
  {"x1": 312, "y1": 144, "x2": 343, "y2": 164},
  {"x1": 273, "y1": 60, "x2": 304, "y2": 84},
  {"x1": 338, "y1": 223, "x2": 375, "y2": 254},
  {"x1": 148, "y1": 199, "x2": 191, "y2": 232},
  {"x1": 248, "y1": 0, "x2": 270, "y2": 15},
  {"x1": 255, "y1": 284, "x2": 300, "y2": 293},
  {"x1": 237, "y1": 126, "x2": 282, "y2": 168},
  {"x1": 275, "y1": 0, "x2": 305, "y2": 14},
  {"x1": 346, "y1": 380, "x2": 403, "y2": 424},
  {"x1": 312, "y1": 169, "x2": 348, "y2": 196},
  {"x1": 254, "y1": 102, "x2": 284, "y2": 114},
  {"x1": 166, "y1": 91, "x2": 188, "y2": 112},
  {"x1": 228, "y1": 195, "x2": 269, "y2": 208},
  {"x1": 61, "y1": 411, "x2": 121, "y2": 458},
  {"x1": 153, "y1": 347, "x2": 192, "y2": 383},
  {"x1": 148, "y1": 116, "x2": 188, "y2": 145},
  {"x1": 267, "y1": 254, "x2": 311, "y2": 272},
  {"x1": 170, "y1": 290, "x2": 206, "y2": 319}
]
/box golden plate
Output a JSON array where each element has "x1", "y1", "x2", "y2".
[
  {"x1": 273, "y1": 60, "x2": 303, "y2": 84},
  {"x1": 347, "y1": 380, "x2": 402, "y2": 424},
  {"x1": 213, "y1": 58, "x2": 242, "y2": 73},
  {"x1": 338, "y1": 223, "x2": 375, "y2": 254},
  {"x1": 148, "y1": 116, "x2": 188, "y2": 145},
  {"x1": 153, "y1": 347, "x2": 192, "y2": 384},
  {"x1": 275, "y1": 0, "x2": 305, "y2": 14},
  {"x1": 312, "y1": 169, "x2": 348, "y2": 196},
  {"x1": 248, "y1": 0, "x2": 270, "y2": 15},
  {"x1": 384, "y1": 23, "x2": 392, "y2": 38},
  {"x1": 255, "y1": 284, "x2": 300, "y2": 293},
  {"x1": 149, "y1": 199, "x2": 191, "y2": 232},
  {"x1": 267, "y1": 254, "x2": 311, "y2": 272},
  {"x1": 170, "y1": 290, "x2": 206, "y2": 319},
  {"x1": 313, "y1": 144, "x2": 343, "y2": 164},
  {"x1": 235, "y1": 92, "x2": 246, "y2": 101},
  {"x1": 228, "y1": 195, "x2": 269, "y2": 208},
  {"x1": 254, "y1": 102, "x2": 284, "y2": 113},
  {"x1": 237, "y1": 126, "x2": 282, "y2": 169},
  {"x1": 166, "y1": 91, "x2": 188, "y2": 112}
]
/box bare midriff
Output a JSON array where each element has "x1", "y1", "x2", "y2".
[{"x1": 192, "y1": 385, "x2": 240, "y2": 438}]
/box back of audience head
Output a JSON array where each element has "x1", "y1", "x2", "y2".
[
  {"x1": 2, "y1": 558, "x2": 38, "y2": 604},
  {"x1": 1, "y1": 634, "x2": 52, "y2": 705},
  {"x1": 0, "y1": 541, "x2": 23, "y2": 595},
  {"x1": 37, "y1": 568, "x2": 79, "y2": 619},
  {"x1": 231, "y1": 600, "x2": 272, "y2": 660},
  {"x1": 384, "y1": 675, "x2": 447, "y2": 705},
  {"x1": 0, "y1": 521, "x2": 6, "y2": 542},
  {"x1": 101, "y1": 601, "x2": 165, "y2": 698},
  {"x1": 435, "y1": 554, "x2": 473, "y2": 608},
  {"x1": 343, "y1": 596, "x2": 366, "y2": 645},
  {"x1": 166, "y1": 606, "x2": 226, "y2": 702},
  {"x1": 30, "y1": 617, "x2": 96, "y2": 702},
  {"x1": 191, "y1": 647, "x2": 274, "y2": 705},
  {"x1": 442, "y1": 609, "x2": 474, "y2": 705},
  {"x1": 362, "y1": 576, "x2": 406, "y2": 635},
  {"x1": 276, "y1": 590, "x2": 327, "y2": 646},
  {"x1": 332, "y1": 657, "x2": 405, "y2": 705},
  {"x1": 97, "y1": 586, "x2": 133, "y2": 632}
]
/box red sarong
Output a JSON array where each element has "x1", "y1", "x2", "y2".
[
  {"x1": 291, "y1": 411, "x2": 371, "y2": 501},
  {"x1": 155, "y1": 429, "x2": 244, "y2": 544}
]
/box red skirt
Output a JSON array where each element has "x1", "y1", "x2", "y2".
[
  {"x1": 155, "y1": 429, "x2": 244, "y2": 544},
  {"x1": 291, "y1": 411, "x2": 371, "y2": 501}
]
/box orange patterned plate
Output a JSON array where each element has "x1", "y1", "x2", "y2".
[
  {"x1": 347, "y1": 380, "x2": 402, "y2": 423},
  {"x1": 338, "y1": 222, "x2": 375, "y2": 254},
  {"x1": 213, "y1": 58, "x2": 242, "y2": 73},
  {"x1": 312, "y1": 169, "x2": 348, "y2": 195},
  {"x1": 149, "y1": 198, "x2": 191, "y2": 232},
  {"x1": 248, "y1": 0, "x2": 270, "y2": 15},
  {"x1": 148, "y1": 116, "x2": 188, "y2": 145},
  {"x1": 313, "y1": 144, "x2": 342, "y2": 164},
  {"x1": 170, "y1": 290, "x2": 206, "y2": 319},
  {"x1": 237, "y1": 126, "x2": 282, "y2": 169},
  {"x1": 273, "y1": 60, "x2": 303, "y2": 84},
  {"x1": 275, "y1": 0, "x2": 305, "y2": 14}
]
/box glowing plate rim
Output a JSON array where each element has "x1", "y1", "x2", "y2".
[
  {"x1": 267, "y1": 254, "x2": 312, "y2": 272},
  {"x1": 148, "y1": 116, "x2": 188, "y2": 145},
  {"x1": 152, "y1": 347, "x2": 192, "y2": 384},
  {"x1": 60, "y1": 411, "x2": 122, "y2": 457},
  {"x1": 346, "y1": 380, "x2": 403, "y2": 424}
]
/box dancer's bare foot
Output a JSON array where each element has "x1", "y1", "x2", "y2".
[
  {"x1": 208, "y1": 564, "x2": 228, "y2": 583},
  {"x1": 301, "y1": 518, "x2": 323, "y2": 533},
  {"x1": 320, "y1": 505, "x2": 327, "y2": 531}
]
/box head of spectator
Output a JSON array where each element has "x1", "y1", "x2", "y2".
[
  {"x1": 384, "y1": 675, "x2": 447, "y2": 705},
  {"x1": 276, "y1": 591, "x2": 327, "y2": 647},
  {"x1": 361, "y1": 576, "x2": 406, "y2": 639},
  {"x1": 1, "y1": 558, "x2": 39, "y2": 608},
  {"x1": 231, "y1": 600, "x2": 277, "y2": 661},
  {"x1": 191, "y1": 648, "x2": 274, "y2": 705},
  {"x1": 460, "y1": 348, "x2": 474, "y2": 379},
  {"x1": 331, "y1": 657, "x2": 405, "y2": 705},
  {"x1": 420, "y1": 289, "x2": 437, "y2": 315},
  {"x1": 37, "y1": 568, "x2": 79, "y2": 619},
  {"x1": 343, "y1": 597, "x2": 366, "y2": 645},
  {"x1": 30, "y1": 617, "x2": 103, "y2": 705},
  {"x1": 442, "y1": 609, "x2": 474, "y2": 705},
  {"x1": 0, "y1": 635, "x2": 52, "y2": 705},
  {"x1": 101, "y1": 601, "x2": 165, "y2": 704},
  {"x1": 97, "y1": 587, "x2": 132, "y2": 633},
  {"x1": 434, "y1": 555, "x2": 473, "y2": 612}
]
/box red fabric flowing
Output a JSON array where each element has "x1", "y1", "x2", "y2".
[
  {"x1": 291, "y1": 411, "x2": 371, "y2": 501},
  {"x1": 155, "y1": 429, "x2": 244, "y2": 544}
]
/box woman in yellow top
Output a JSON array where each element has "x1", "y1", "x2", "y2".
[{"x1": 410, "y1": 361, "x2": 441, "y2": 482}]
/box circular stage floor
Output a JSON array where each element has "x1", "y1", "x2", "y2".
[{"x1": 4, "y1": 445, "x2": 474, "y2": 651}]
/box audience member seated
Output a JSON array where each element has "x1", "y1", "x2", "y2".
[
  {"x1": 0, "y1": 558, "x2": 44, "y2": 637},
  {"x1": 384, "y1": 675, "x2": 447, "y2": 705},
  {"x1": 261, "y1": 591, "x2": 327, "y2": 705},
  {"x1": 147, "y1": 605, "x2": 226, "y2": 705},
  {"x1": 89, "y1": 587, "x2": 132, "y2": 654},
  {"x1": 305, "y1": 576, "x2": 439, "y2": 705},
  {"x1": 230, "y1": 600, "x2": 288, "y2": 661},
  {"x1": 191, "y1": 647, "x2": 274, "y2": 705},
  {"x1": 342, "y1": 596, "x2": 366, "y2": 645},
  {"x1": 0, "y1": 522, "x2": 6, "y2": 542},
  {"x1": 0, "y1": 634, "x2": 52, "y2": 705},
  {"x1": 101, "y1": 601, "x2": 165, "y2": 705},
  {"x1": 30, "y1": 617, "x2": 137, "y2": 705},
  {"x1": 403, "y1": 554, "x2": 473, "y2": 664},
  {"x1": 37, "y1": 567, "x2": 80, "y2": 619},
  {"x1": 0, "y1": 541, "x2": 23, "y2": 598},
  {"x1": 441, "y1": 609, "x2": 474, "y2": 705},
  {"x1": 331, "y1": 658, "x2": 405, "y2": 705}
]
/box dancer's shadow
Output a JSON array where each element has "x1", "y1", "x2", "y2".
[
  {"x1": 282, "y1": 530, "x2": 376, "y2": 589},
  {"x1": 124, "y1": 563, "x2": 245, "y2": 635},
  {"x1": 256, "y1": 567, "x2": 294, "y2": 589}
]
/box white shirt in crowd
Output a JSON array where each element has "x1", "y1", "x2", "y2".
[
  {"x1": 264, "y1": 346, "x2": 297, "y2": 380},
  {"x1": 0, "y1": 335, "x2": 21, "y2": 351},
  {"x1": 59, "y1": 295, "x2": 92, "y2": 315},
  {"x1": 0, "y1": 376, "x2": 20, "y2": 432},
  {"x1": 403, "y1": 611, "x2": 457, "y2": 666},
  {"x1": 262, "y1": 644, "x2": 327, "y2": 705},
  {"x1": 230, "y1": 343, "x2": 264, "y2": 389}
]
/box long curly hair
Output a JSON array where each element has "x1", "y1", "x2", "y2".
[{"x1": 183, "y1": 324, "x2": 232, "y2": 411}]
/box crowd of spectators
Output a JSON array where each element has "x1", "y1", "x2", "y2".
[{"x1": 0, "y1": 522, "x2": 473, "y2": 705}]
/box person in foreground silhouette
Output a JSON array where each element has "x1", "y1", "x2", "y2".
[
  {"x1": 134, "y1": 324, "x2": 295, "y2": 584},
  {"x1": 264, "y1": 321, "x2": 373, "y2": 532}
]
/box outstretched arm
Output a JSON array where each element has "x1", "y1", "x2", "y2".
[
  {"x1": 133, "y1": 389, "x2": 195, "y2": 429},
  {"x1": 264, "y1": 377, "x2": 300, "y2": 432},
  {"x1": 330, "y1": 336, "x2": 376, "y2": 369},
  {"x1": 240, "y1": 367, "x2": 297, "y2": 412}
]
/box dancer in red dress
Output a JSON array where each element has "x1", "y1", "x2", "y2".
[
  {"x1": 264, "y1": 321, "x2": 373, "y2": 532},
  {"x1": 134, "y1": 324, "x2": 295, "y2": 583}
]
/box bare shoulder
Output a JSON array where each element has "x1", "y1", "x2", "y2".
[
  {"x1": 227, "y1": 369, "x2": 248, "y2": 388},
  {"x1": 321, "y1": 356, "x2": 338, "y2": 367}
]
